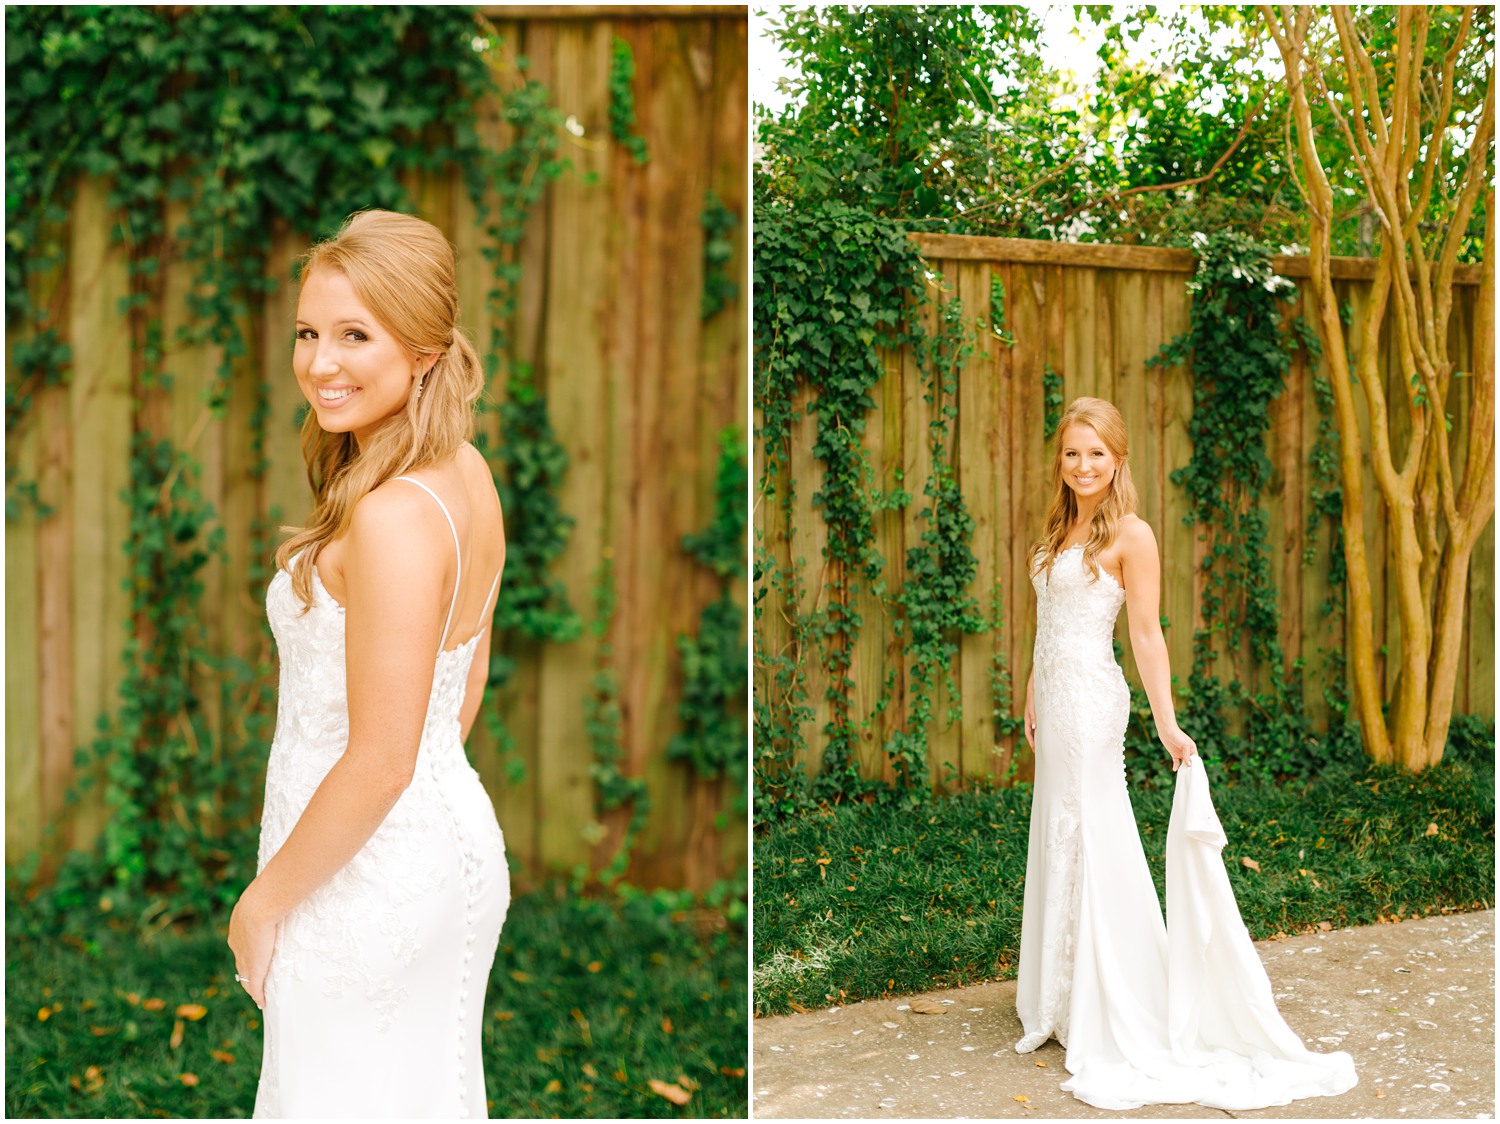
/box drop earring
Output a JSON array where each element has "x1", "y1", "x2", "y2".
[{"x1": 414, "y1": 375, "x2": 425, "y2": 400}]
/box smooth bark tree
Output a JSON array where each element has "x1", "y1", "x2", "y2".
[{"x1": 1260, "y1": 5, "x2": 1494, "y2": 769}]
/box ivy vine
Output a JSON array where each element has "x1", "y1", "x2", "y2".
[
  {"x1": 881, "y1": 296, "x2": 987, "y2": 795},
  {"x1": 1149, "y1": 231, "x2": 1339, "y2": 782},
  {"x1": 700, "y1": 190, "x2": 740, "y2": 320},
  {"x1": 754, "y1": 198, "x2": 928, "y2": 810},
  {"x1": 607, "y1": 37, "x2": 650, "y2": 165},
  {"x1": 5, "y1": 7, "x2": 589, "y2": 914},
  {"x1": 669, "y1": 428, "x2": 749, "y2": 812}
]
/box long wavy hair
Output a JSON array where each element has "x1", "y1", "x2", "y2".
[
  {"x1": 274, "y1": 210, "x2": 485, "y2": 610},
  {"x1": 1030, "y1": 396, "x2": 1139, "y2": 582}
]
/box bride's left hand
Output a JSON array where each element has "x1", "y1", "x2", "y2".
[
  {"x1": 1159, "y1": 724, "x2": 1198, "y2": 772},
  {"x1": 228, "y1": 884, "x2": 277, "y2": 1010}
]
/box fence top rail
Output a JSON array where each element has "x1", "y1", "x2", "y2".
[
  {"x1": 910, "y1": 232, "x2": 1486, "y2": 285},
  {"x1": 481, "y1": 5, "x2": 745, "y2": 18}
]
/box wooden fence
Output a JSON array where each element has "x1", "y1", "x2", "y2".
[
  {"x1": 6, "y1": 7, "x2": 748, "y2": 891},
  {"x1": 756, "y1": 233, "x2": 1492, "y2": 788}
]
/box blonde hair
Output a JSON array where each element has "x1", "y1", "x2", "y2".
[
  {"x1": 275, "y1": 210, "x2": 485, "y2": 609},
  {"x1": 1030, "y1": 396, "x2": 1138, "y2": 582}
]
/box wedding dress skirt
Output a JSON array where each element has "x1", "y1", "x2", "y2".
[
  {"x1": 253, "y1": 477, "x2": 509, "y2": 1118},
  {"x1": 1014, "y1": 544, "x2": 1356, "y2": 1110}
]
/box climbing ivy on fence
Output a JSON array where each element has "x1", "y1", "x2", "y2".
[
  {"x1": 1149, "y1": 232, "x2": 1342, "y2": 782},
  {"x1": 881, "y1": 296, "x2": 987, "y2": 796},
  {"x1": 608, "y1": 37, "x2": 650, "y2": 164},
  {"x1": 669, "y1": 428, "x2": 749, "y2": 812},
  {"x1": 700, "y1": 190, "x2": 740, "y2": 319},
  {"x1": 3, "y1": 6, "x2": 591, "y2": 917},
  {"x1": 754, "y1": 198, "x2": 930, "y2": 815}
]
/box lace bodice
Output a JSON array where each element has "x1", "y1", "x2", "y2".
[{"x1": 1029, "y1": 544, "x2": 1128, "y2": 715}]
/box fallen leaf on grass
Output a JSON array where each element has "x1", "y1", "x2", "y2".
[
  {"x1": 544, "y1": 1079, "x2": 562, "y2": 1094},
  {"x1": 211, "y1": 1049, "x2": 235, "y2": 1065},
  {"x1": 788, "y1": 1001, "x2": 811, "y2": 1014},
  {"x1": 678, "y1": 1075, "x2": 700, "y2": 1092},
  {"x1": 648, "y1": 1079, "x2": 691, "y2": 1106},
  {"x1": 661, "y1": 1016, "x2": 673, "y2": 1034},
  {"x1": 176, "y1": 1003, "x2": 207, "y2": 1021},
  {"x1": 587, "y1": 961, "x2": 603, "y2": 973},
  {"x1": 909, "y1": 997, "x2": 946, "y2": 1015},
  {"x1": 89, "y1": 1026, "x2": 116, "y2": 1037},
  {"x1": 143, "y1": 998, "x2": 166, "y2": 1011},
  {"x1": 900, "y1": 915, "x2": 913, "y2": 922},
  {"x1": 493, "y1": 1011, "x2": 514, "y2": 1021},
  {"x1": 509, "y1": 971, "x2": 531, "y2": 983},
  {"x1": 720, "y1": 1066, "x2": 746, "y2": 1078},
  {"x1": 1318, "y1": 921, "x2": 1332, "y2": 932},
  {"x1": 179, "y1": 1073, "x2": 199, "y2": 1087},
  {"x1": 1425, "y1": 822, "x2": 1439, "y2": 837},
  {"x1": 582, "y1": 1063, "x2": 597, "y2": 1078},
  {"x1": 1240, "y1": 857, "x2": 1261, "y2": 872},
  {"x1": 170, "y1": 1020, "x2": 185, "y2": 1050}
]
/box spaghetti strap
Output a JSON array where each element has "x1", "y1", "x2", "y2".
[
  {"x1": 474, "y1": 567, "x2": 502, "y2": 635},
  {"x1": 391, "y1": 476, "x2": 462, "y2": 653}
]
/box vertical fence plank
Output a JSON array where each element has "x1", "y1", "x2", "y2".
[
  {"x1": 535, "y1": 17, "x2": 613, "y2": 875},
  {"x1": 67, "y1": 179, "x2": 133, "y2": 855},
  {"x1": 1159, "y1": 269, "x2": 1196, "y2": 700},
  {"x1": 7, "y1": 335, "x2": 45, "y2": 860},
  {"x1": 1113, "y1": 266, "x2": 1146, "y2": 688},
  {"x1": 956, "y1": 262, "x2": 997, "y2": 783}
]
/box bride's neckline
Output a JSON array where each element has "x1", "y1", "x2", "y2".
[{"x1": 1044, "y1": 542, "x2": 1123, "y2": 592}]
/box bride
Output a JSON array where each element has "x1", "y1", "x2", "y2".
[
  {"x1": 227, "y1": 210, "x2": 509, "y2": 1117},
  {"x1": 1016, "y1": 396, "x2": 1357, "y2": 1110}
]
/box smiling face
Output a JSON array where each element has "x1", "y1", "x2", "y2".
[
  {"x1": 1058, "y1": 421, "x2": 1119, "y2": 505},
  {"x1": 293, "y1": 267, "x2": 434, "y2": 448}
]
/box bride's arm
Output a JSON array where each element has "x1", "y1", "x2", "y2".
[
  {"x1": 1118, "y1": 518, "x2": 1197, "y2": 770},
  {"x1": 228, "y1": 486, "x2": 446, "y2": 1006}
]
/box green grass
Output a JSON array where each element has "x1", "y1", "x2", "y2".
[
  {"x1": 752, "y1": 755, "x2": 1495, "y2": 1016},
  {"x1": 6, "y1": 886, "x2": 747, "y2": 1118}
]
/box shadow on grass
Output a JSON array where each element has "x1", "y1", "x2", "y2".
[
  {"x1": 752, "y1": 753, "x2": 1495, "y2": 1016},
  {"x1": 6, "y1": 885, "x2": 747, "y2": 1118}
]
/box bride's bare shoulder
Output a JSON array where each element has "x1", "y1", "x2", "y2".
[{"x1": 1115, "y1": 513, "x2": 1158, "y2": 555}]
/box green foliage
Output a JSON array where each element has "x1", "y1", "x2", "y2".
[
  {"x1": 700, "y1": 190, "x2": 740, "y2": 320},
  {"x1": 753, "y1": 745, "x2": 1494, "y2": 1014},
  {"x1": 755, "y1": 6, "x2": 1489, "y2": 257},
  {"x1": 4, "y1": 7, "x2": 605, "y2": 916},
  {"x1": 987, "y1": 275, "x2": 1015, "y2": 346},
  {"x1": 670, "y1": 431, "x2": 749, "y2": 808},
  {"x1": 6, "y1": 884, "x2": 747, "y2": 1118},
  {"x1": 882, "y1": 297, "x2": 988, "y2": 793},
  {"x1": 583, "y1": 558, "x2": 647, "y2": 889},
  {"x1": 608, "y1": 37, "x2": 649, "y2": 165},
  {"x1": 987, "y1": 584, "x2": 1025, "y2": 746},
  {"x1": 1041, "y1": 363, "x2": 1064, "y2": 439},
  {"x1": 754, "y1": 197, "x2": 929, "y2": 809},
  {"x1": 1149, "y1": 232, "x2": 1338, "y2": 783},
  {"x1": 52, "y1": 437, "x2": 260, "y2": 915}
]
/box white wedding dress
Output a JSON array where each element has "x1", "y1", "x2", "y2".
[
  {"x1": 1015, "y1": 544, "x2": 1357, "y2": 1110},
  {"x1": 254, "y1": 476, "x2": 509, "y2": 1118}
]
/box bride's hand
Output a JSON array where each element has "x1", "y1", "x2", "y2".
[
  {"x1": 228, "y1": 884, "x2": 277, "y2": 1010},
  {"x1": 1023, "y1": 686, "x2": 1037, "y2": 749},
  {"x1": 1159, "y1": 724, "x2": 1198, "y2": 772}
]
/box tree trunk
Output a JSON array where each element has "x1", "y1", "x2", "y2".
[{"x1": 1261, "y1": 4, "x2": 1495, "y2": 771}]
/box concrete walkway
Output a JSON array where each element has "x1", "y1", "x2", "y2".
[{"x1": 752, "y1": 910, "x2": 1494, "y2": 1119}]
